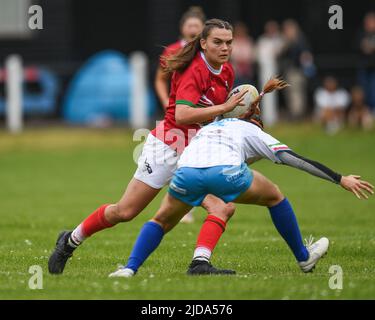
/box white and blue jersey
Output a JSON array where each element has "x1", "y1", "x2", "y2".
[{"x1": 169, "y1": 119, "x2": 290, "y2": 206}]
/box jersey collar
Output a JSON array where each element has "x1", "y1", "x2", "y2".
[{"x1": 200, "y1": 51, "x2": 223, "y2": 75}]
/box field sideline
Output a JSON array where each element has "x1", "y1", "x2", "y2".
[{"x1": 0, "y1": 124, "x2": 374, "y2": 299}]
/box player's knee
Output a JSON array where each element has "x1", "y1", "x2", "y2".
[
  {"x1": 268, "y1": 184, "x2": 284, "y2": 207},
  {"x1": 151, "y1": 217, "x2": 169, "y2": 232},
  {"x1": 215, "y1": 202, "x2": 236, "y2": 221},
  {"x1": 112, "y1": 203, "x2": 138, "y2": 223},
  {"x1": 225, "y1": 202, "x2": 236, "y2": 218},
  {"x1": 152, "y1": 211, "x2": 177, "y2": 233}
]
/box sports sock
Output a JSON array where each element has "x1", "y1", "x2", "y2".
[
  {"x1": 193, "y1": 214, "x2": 226, "y2": 261},
  {"x1": 69, "y1": 204, "x2": 113, "y2": 247},
  {"x1": 193, "y1": 247, "x2": 212, "y2": 262},
  {"x1": 125, "y1": 221, "x2": 164, "y2": 273},
  {"x1": 268, "y1": 198, "x2": 309, "y2": 262}
]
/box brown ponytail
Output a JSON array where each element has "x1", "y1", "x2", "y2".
[
  {"x1": 242, "y1": 77, "x2": 290, "y2": 128},
  {"x1": 163, "y1": 18, "x2": 233, "y2": 73},
  {"x1": 251, "y1": 77, "x2": 290, "y2": 109}
]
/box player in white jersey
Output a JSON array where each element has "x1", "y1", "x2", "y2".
[{"x1": 109, "y1": 79, "x2": 374, "y2": 278}]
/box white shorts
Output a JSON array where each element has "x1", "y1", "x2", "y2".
[{"x1": 134, "y1": 134, "x2": 179, "y2": 189}]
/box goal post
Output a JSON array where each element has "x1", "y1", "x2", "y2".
[
  {"x1": 129, "y1": 51, "x2": 148, "y2": 129},
  {"x1": 5, "y1": 54, "x2": 23, "y2": 133}
]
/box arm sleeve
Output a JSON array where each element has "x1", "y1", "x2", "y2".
[
  {"x1": 175, "y1": 67, "x2": 204, "y2": 107},
  {"x1": 277, "y1": 150, "x2": 342, "y2": 184}
]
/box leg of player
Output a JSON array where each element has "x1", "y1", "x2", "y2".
[
  {"x1": 109, "y1": 193, "x2": 236, "y2": 277},
  {"x1": 108, "y1": 192, "x2": 193, "y2": 277},
  {"x1": 48, "y1": 178, "x2": 161, "y2": 274},
  {"x1": 235, "y1": 170, "x2": 329, "y2": 272},
  {"x1": 187, "y1": 195, "x2": 236, "y2": 275},
  {"x1": 180, "y1": 207, "x2": 195, "y2": 223},
  {"x1": 186, "y1": 164, "x2": 251, "y2": 275}
]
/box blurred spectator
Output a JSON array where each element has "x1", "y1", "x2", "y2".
[
  {"x1": 348, "y1": 86, "x2": 373, "y2": 130},
  {"x1": 279, "y1": 19, "x2": 315, "y2": 120},
  {"x1": 358, "y1": 12, "x2": 375, "y2": 114},
  {"x1": 256, "y1": 20, "x2": 284, "y2": 126},
  {"x1": 314, "y1": 76, "x2": 350, "y2": 135},
  {"x1": 231, "y1": 22, "x2": 256, "y2": 86},
  {"x1": 154, "y1": 6, "x2": 205, "y2": 110}
]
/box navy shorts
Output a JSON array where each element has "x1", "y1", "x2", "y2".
[{"x1": 168, "y1": 163, "x2": 253, "y2": 206}]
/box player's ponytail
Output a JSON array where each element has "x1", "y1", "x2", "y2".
[
  {"x1": 163, "y1": 19, "x2": 233, "y2": 73},
  {"x1": 251, "y1": 77, "x2": 290, "y2": 109},
  {"x1": 162, "y1": 39, "x2": 201, "y2": 73},
  {"x1": 242, "y1": 77, "x2": 289, "y2": 129}
]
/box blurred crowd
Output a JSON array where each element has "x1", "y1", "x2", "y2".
[
  {"x1": 230, "y1": 12, "x2": 375, "y2": 133},
  {"x1": 1, "y1": 5, "x2": 374, "y2": 134}
]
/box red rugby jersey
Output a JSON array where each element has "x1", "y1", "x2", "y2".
[{"x1": 151, "y1": 51, "x2": 234, "y2": 152}]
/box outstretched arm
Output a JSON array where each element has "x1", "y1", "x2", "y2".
[
  {"x1": 277, "y1": 150, "x2": 374, "y2": 199},
  {"x1": 277, "y1": 150, "x2": 342, "y2": 184}
]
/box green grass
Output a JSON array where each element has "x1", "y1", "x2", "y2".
[{"x1": 0, "y1": 124, "x2": 374, "y2": 299}]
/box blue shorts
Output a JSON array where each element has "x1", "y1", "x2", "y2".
[{"x1": 169, "y1": 163, "x2": 253, "y2": 206}]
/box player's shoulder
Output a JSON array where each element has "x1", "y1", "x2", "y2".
[
  {"x1": 182, "y1": 53, "x2": 209, "y2": 78},
  {"x1": 242, "y1": 120, "x2": 263, "y2": 133},
  {"x1": 214, "y1": 118, "x2": 257, "y2": 131},
  {"x1": 234, "y1": 120, "x2": 267, "y2": 139}
]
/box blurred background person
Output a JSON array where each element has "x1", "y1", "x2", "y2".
[
  {"x1": 278, "y1": 19, "x2": 315, "y2": 121},
  {"x1": 314, "y1": 76, "x2": 350, "y2": 135},
  {"x1": 230, "y1": 22, "x2": 256, "y2": 86},
  {"x1": 256, "y1": 20, "x2": 284, "y2": 126},
  {"x1": 348, "y1": 86, "x2": 373, "y2": 130},
  {"x1": 154, "y1": 6, "x2": 205, "y2": 111},
  {"x1": 358, "y1": 12, "x2": 375, "y2": 115}
]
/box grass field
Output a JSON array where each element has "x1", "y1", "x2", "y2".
[{"x1": 0, "y1": 124, "x2": 374, "y2": 300}]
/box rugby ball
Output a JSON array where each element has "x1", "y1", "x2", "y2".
[{"x1": 223, "y1": 84, "x2": 259, "y2": 118}]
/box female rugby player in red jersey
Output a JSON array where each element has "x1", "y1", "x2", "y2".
[
  {"x1": 155, "y1": 6, "x2": 206, "y2": 224},
  {"x1": 48, "y1": 19, "x2": 247, "y2": 275}
]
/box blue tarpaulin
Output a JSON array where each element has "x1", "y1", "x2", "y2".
[{"x1": 62, "y1": 50, "x2": 156, "y2": 125}]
